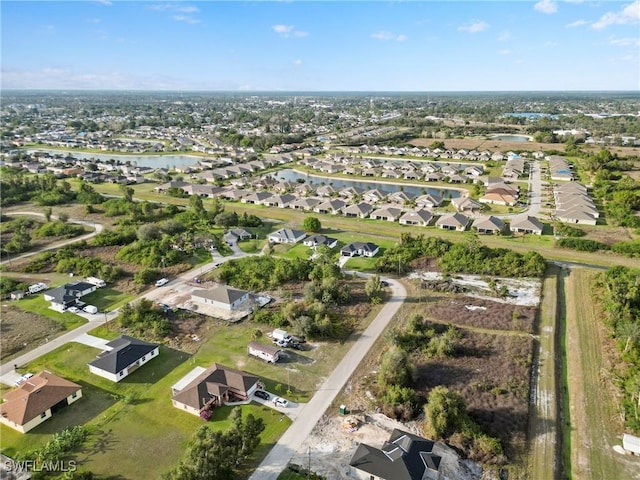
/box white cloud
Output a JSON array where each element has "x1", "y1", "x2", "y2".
[
  {"x1": 609, "y1": 35, "x2": 640, "y2": 47},
  {"x1": 592, "y1": 0, "x2": 640, "y2": 29},
  {"x1": 293, "y1": 59, "x2": 303, "y2": 66},
  {"x1": 457, "y1": 20, "x2": 490, "y2": 33},
  {"x1": 272, "y1": 24, "x2": 308, "y2": 38},
  {"x1": 172, "y1": 15, "x2": 199, "y2": 24},
  {"x1": 498, "y1": 30, "x2": 511, "y2": 41},
  {"x1": 534, "y1": 0, "x2": 558, "y2": 14},
  {"x1": 566, "y1": 19, "x2": 588, "y2": 28},
  {"x1": 500, "y1": 49, "x2": 512, "y2": 55},
  {"x1": 94, "y1": 0, "x2": 112, "y2": 5},
  {"x1": 371, "y1": 31, "x2": 408, "y2": 41}
]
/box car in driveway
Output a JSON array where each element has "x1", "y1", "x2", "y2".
[
  {"x1": 272, "y1": 397, "x2": 288, "y2": 408},
  {"x1": 14, "y1": 373, "x2": 34, "y2": 386},
  {"x1": 68, "y1": 306, "x2": 80, "y2": 313},
  {"x1": 254, "y1": 390, "x2": 270, "y2": 401}
]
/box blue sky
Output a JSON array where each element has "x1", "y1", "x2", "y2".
[{"x1": 2, "y1": 1, "x2": 639, "y2": 91}]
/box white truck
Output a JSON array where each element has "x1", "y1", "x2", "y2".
[
  {"x1": 272, "y1": 329, "x2": 292, "y2": 344},
  {"x1": 27, "y1": 283, "x2": 48, "y2": 294},
  {"x1": 83, "y1": 305, "x2": 98, "y2": 314}
]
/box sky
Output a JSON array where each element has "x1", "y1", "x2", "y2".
[{"x1": 1, "y1": 0, "x2": 639, "y2": 91}]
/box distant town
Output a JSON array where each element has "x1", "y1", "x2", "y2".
[{"x1": 1, "y1": 91, "x2": 639, "y2": 480}]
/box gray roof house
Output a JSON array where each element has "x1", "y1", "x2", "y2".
[
  {"x1": 399, "y1": 209, "x2": 434, "y2": 227},
  {"x1": 341, "y1": 242, "x2": 379, "y2": 257},
  {"x1": 314, "y1": 199, "x2": 346, "y2": 214},
  {"x1": 303, "y1": 234, "x2": 338, "y2": 249},
  {"x1": 472, "y1": 215, "x2": 505, "y2": 234},
  {"x1": 88, "y1": 335, "x2": 159, "y2": 382},
  {"x1": 43, "y1": 281, "x2": 97, "y2": 312},
  {"x1": 451, "y1": 196, "x2": 483, "y2": 213},
  {"x1": 349, "y1": 429, "x2": 442, "y2": 480},
  {"x1": 343, "y1": 202, "x2": 374, "y2": 218},
  {"x1": 510, "y1": 214, "x2": 544, "y2": 235},
  {"x1": 436, "y1": 213, "x2": 470, "y2": 231},
  {"x1": 268, "y1": 228, "x2": 306, "y2": 244},
  {"x1": 192, "y1": 286, "x2": 250, "y2": 311}
]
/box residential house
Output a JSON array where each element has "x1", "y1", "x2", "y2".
[
  {"x1": 303, "y1": 234, "x2": 338, "y2": 249},
  {"x1": 343, "y1": 202, "x2": 374, "y2": 218},
  {"x1": 191, "y1": 286, "x2": 250, "y2": 311},
  {"x1": 241, "y1": 191, "x2": 273, "y2": 205},
  {"x1": 88, "y1": 335, "x2": 159, "y2": 382},
  {"x1": 370, "y1": 207, "x2": 403, "y2": 222},
  {"x1": 247, "y1": 342, "x2": 282, "y2": 363},
  {"x1": 451, "y1": 196, "x2": 483, "y2": 213},
  {"x1": 349, "y1": 429, "x2": 442, "y2": 480},
  {"x1": 290, "y1": 197, "x2": 322, "y2": 211},
  {"x1": 436, "y1": 213, "x2": 470, "y2": 231},
  {"x1": 415, "y1": 193, "x2": 443, "y2": 209},
  {"x1": 340, "y1": 242, "x2": 379, "y2": 257},
  {"x1": 0, "y1": 371, "x2": 82, "y2": 433},
  {"x1": 43, "y1": 281, "x2": 97, "y2": 312},
  {"x1": 314, "y1": 199, "x2": 346, "y2": 215},
  {"x1": 316, "y1": 185, "x2": 337, "y2": 197},
  {"x1": 262, "y1": 194, "x2": 296, "y2": 208},
  {"x1": 472, "y1": 216, "x2": 505, "y2": 235},
  {"x1": 479, "y1": 191, "x2": 518, "y2": 206},
  {"x1": 363, "y1": 189, "x2": 386, "y2": 204},
  {"x1": 268, "y1": 228, "x2": 306, "y2": 244},
  {"x1": 510, "y1": 215, "x2": 544, "y2": 235},
  {"x1": 388, "y1": 191, "x2": 414, "y2": 205},
  {"x1": 399, "y1": 209, "x2": 434, "y2": 227},
  {"x1": 172, "y1": 363, "x2": 260, "y2": 417},
  {"x1": 223, "y1": 228, "x2": 252, "y2": 245}
]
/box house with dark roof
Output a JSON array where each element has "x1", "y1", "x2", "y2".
[
  {"x1": 191, "y1": 286, "x2": 250, "y2": 311},
  {"x1": 399, "y1": 209, "x2": 434, "y2": 227},
  {"x1": 43, "y1": 281, "x2": 97, "y2": 312},
  {"x1": 88, "y1": 335, "x2": 159, "y2": 382},
  {"x1": 303, "y1": 234, "x2": 338, "y2": 249},
  {"x1": 349, "y1": 429, "x2": 442, "y2": 480},
  {"x1": 510, "y1": 214, "x2": 544, "y2": 235},
  {"x1": 472, "y1": 215, "x2": 505, "y2": 235},
  {"x1": 171, "y1": 363, "x2": 260, "y2": 417},
  {"x1": 223, "y1": 228, "x2": 252, "y2": 245},
  {"x1": 341, "y1": 242, "x2": 379, "y2": 258},
  {"x1": 436, "y1": 213, "x2": 470, "y2": 232},
  {"x1": 0, "y1": 371, "x2": 82, "y2": 433}
]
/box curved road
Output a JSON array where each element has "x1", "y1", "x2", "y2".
[
  {"x1": 0, "y1": 212, "x2": 104, "y2": 267},
  {"x1": 249, "y1": 277, "x2": 407, "y2": 480}
]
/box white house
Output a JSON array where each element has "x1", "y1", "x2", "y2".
[
  {"x1": 268, "y1": 228, "x2": 306, "y2": 244},
  {"x1": 399, "y1": 209, "x2": 434, "y2": 227},
  {"x1": 247, "y1": 342, "x2": 282, "y2": 363},
  {"x1": 88, "y1": 335, "x2": 159, "y2": 382},
  {"x1": 191, "y1": 286, "x2": 250, "y2": 311},
  {"x1": 43, "y1": 281, "x2": 97, "y2": 312},
  {"x1": 340, "y1": 242, "x2": 379, "y2": 257}
]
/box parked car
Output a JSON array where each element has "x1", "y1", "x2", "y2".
[
  {"x1": 68, "y1": 306, "x2": 80, "y2": 313},
  {"x1": 155, "y1": 278, "x2": 169, "y2": 287},
  {"x1": 254, "y1": 390, "x2": 270, "y2": 400},
  {"x1": 273, "y1": 339, "x2": 289, "y2": 348},
  {"x1": 290, "y1": 335, "x2": 306, "y2": 344},
  {"x1": 83, "y1": 305, "x2": 98, "y2": 314},
  {"x1": 289, "y1": 342, "x2": 305, "y2": 351},
  {"x1": 14, "y1": 373, "x2": 33, "y2": 386},
  {"x1": 272, "y1": 397, "x2": 288, "y2": 408},
  {"x1": 380, "y1": 280, "x2": 390, "y2": 287}
]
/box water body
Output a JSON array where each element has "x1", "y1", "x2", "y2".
[
  {"x1": 26, "y1": 149, "x2": 204, "y2": 169},
  {"x1": 274, "y1": 169, "x2": 461, "y2": 198},
  {"x1": 490, "y1": 134, "x2": 532, "y2": 143}
]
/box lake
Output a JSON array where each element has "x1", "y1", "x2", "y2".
[
  {"x1": 26, "y1": 149, "x2": 205, "y2": 169},
  {"x1": 273, "y1": 169, "x2": 461, "y2": 198}
]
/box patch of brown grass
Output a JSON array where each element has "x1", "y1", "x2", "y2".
[{"x1": 0, "y1": 304, "x2": 64, "y2": 360}]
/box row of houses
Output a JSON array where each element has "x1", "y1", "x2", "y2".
[
  {"x1": 548, "y1": 155, "x2": 575, "y2": 181},
  {"x1": 553, "y1": 182, "x2": 599, "y2": 225},
  {"x1": 267, "y1": 228, "x2": 382, "y2": 256},
  {"x1": 343, "y1": 144, "x2": 546, "y2": 162}
]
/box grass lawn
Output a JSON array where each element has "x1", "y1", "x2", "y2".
[
  {"x1": 277, "y1": 243, "x2": 312, "y2": 260},
  {"x1": 237, "y1": 238, "x2": 264, "y2": 253},
  {"x1": 81, "y1": 287, "x2": 135, "y2": 311},
  {"x1": 15, "y1": 295, "x2": 87, "y2": 331}
]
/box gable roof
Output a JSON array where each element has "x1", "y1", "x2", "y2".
[
  {"x1": 88, "y1": 335, "x2": 158, "y2": 374},
  {"x1": 268, "y1": 228, "x2": 306, "y2": 242},
  {"x1": 172, "y1": 363, "x2": 259, "y2": 411},
  {"x1": 349, "y1": 429, "x2": 441, "y2": 480},
  {"x1": 0, "y1": 371, "x2": 81, "y2": 426},
  {"x1": 192, "y1": 286, "x2": 249, "y2": 305}
]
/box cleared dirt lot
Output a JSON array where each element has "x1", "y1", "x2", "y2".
[{"x1": 0, "y1": 304, "x2": 64, "y2": 361}]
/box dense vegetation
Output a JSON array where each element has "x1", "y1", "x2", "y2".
[
  {"x1": 597, "y1": 266, "x2": 640, "y2": 434},
  {"x1": 213, "y1": 255, "x2": 312, "y2": 291},
  {"x1": 116, "y1": 299, "x2": 171, "y2": 339},
  {"x1": 0, "y1": 171, "x2": 76, "y2": 206},
  {"x1": 377, "y1": 234, "x2": 546, "y2": 277}
]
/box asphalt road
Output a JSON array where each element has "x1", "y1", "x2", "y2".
[{"x1": 248, "y1": 277, "x2": 407, "y2": 480}]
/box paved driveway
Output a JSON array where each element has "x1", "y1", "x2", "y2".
[{"x1": 73, "y1": 333, "x2": 112, "y2": 350}]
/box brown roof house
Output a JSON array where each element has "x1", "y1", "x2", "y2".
[
  {"x1": 0, "y1": 371, "x2": 82, "y2": 433},
  {"x1": 171, "y1": 363, "x2": 260, "y2": 419}
]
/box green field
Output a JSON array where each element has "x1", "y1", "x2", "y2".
[{"x1": 81, "y1": 287, "x2": 135, "y2": 311}]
